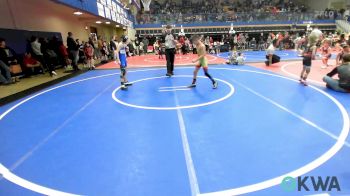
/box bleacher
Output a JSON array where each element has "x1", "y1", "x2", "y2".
[{"x1": 134, "y1": 0, "x2": 339, "y2": 35}]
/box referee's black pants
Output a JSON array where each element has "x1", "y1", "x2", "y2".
[{"x1": 165, "y1": 48, "x2": 175, "y2": 74}]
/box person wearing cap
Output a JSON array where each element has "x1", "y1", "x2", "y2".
[
  {"x1": 164, "y1": 25, "x2": 177, "y2": 77},
  {"x1": 116, "y1": 35, "x2": 133, "y2": 90}
]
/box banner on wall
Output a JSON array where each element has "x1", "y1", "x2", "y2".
[
  {"x1": 96, "y1": 0, "x2": 132, "y2": 27},
  {"x1": 97, "y1": 2, "x2": 105, "y2": 17},
  {"x1": 105, "y1": 7, "x2": 111, "y2": 19},
  {"x1": 112, "y1": 1, "x2": 117, "y2": 11},
  {"x1": 107, "y1": 0, "x2": 112, "y2": 8},
  {"x1": 111, "y1": 11, "x2": 117, "y2": 21}
]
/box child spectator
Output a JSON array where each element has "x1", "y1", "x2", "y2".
[
  {"x1": 227, "y1": 51, "x2": 238, "y2": 65},
  {"x1": 101, "y1": 41, "x2": 109, "y2": 62},
  {"x1": 84, "y1": 43, "x2": 95, "y2": 70},
  {"x1": 237, "y1": 52, "x2": 245, "y2": 65},
  {"x1": 321, "y1": 39, "x2": 332, "y2": 69}
]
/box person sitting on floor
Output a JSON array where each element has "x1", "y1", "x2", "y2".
[
  {"x1": 265, "y1": 39, "x2": 280, "y2": 66},
  {"x1": 323, "y1": 53, "x2": 350, "y2": 93},
  {"x1": 226, "y1": 51, "x2": 238, "y2": 65},
  {"x1": 237, "y1": 52, "x2": 245, "y2": 65}
]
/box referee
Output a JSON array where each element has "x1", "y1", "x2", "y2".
[{"x1": 164, "y1": 25, "x2": 177, "y2": 77}]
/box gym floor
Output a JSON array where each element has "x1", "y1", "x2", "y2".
[{"x1": 1, "y1": 51, "x2": 349, "y2": 196}]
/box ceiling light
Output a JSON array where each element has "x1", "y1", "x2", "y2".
[
  {"x1": 116, "y1": 25, "x2": 120, "y2": 27},
  {"x1": 96, "y1": 21, "x2": 102, "y2": 24},
  {"x1": 105, "y1": 21, "x2": 111, "y2": 24},
  {"x1": 73, "y1": 11, "x2": 83, "y2": 15}
]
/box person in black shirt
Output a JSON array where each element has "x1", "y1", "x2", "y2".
[
  {"x1": 164, "y1": 25, "x2": 177, "y2": 76},
  {"x1": 67, "y1": 32, "x2": 79, "y2": 71},
  {"x1": 0, "y1": 38, "x2": 16, "y2": 84}
]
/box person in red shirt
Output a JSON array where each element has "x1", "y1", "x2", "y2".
[
  {"x1": 179, "y1": 36, "x2": 185, "y2": 54},
  {"x1": 23, "y1": 52, "x2": 44, "y2": 75},
  {"x1": 58, "y1": 41, "x2": 71, "y2": 68}
]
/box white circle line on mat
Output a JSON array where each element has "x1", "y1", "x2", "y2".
[{"x1": 0, "y1": 67, "x2": 348, "y2": 196}]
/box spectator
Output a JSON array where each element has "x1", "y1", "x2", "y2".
[
  {"x1": 204, "y1": 36, "x2": 210, "y2": 51},
  {"x1": 237, "y1": 52, "x2": 245, "y2": 65},
  {"x1": 23, "y1": 52, "x2": 44, "y2": 75},
  {"x1": 67, "y1": 32, "x2": 80, "y2": 71},
  {"x1": 49, "y1": 36, "x2": 61, "y2": 65},
  {"x1": 336, "y1": 45, "x2": 350, "y2": 65},
  {"x1": 139, "y1": 41, "x2": 144, "y2": 55},
  {"x1": 97, "y1": 35, "x2": 103, "y2": 59},
  {"x1": 39, "y1": 37, "x2": 57, "y2": 76},
  {"x1": 135, "y1": 38, "x2": 140, "y2": 56},
  {"x1": 323, "y1": 54, "x2": 350, "y2": 93},
  {"x1": 84, "y1": 42, "x2": 95, "y2": 70},
  {"x1": 179, "y1": 36, "x2": 185, "y2": 54},
  {"x1": 265, "y1": 39, "x2": 280, "y2": 66},
  {"x1": 110, "y1": 36, "x2": 118, "y2": 61},
  {"x1": 30, "y1": 36, "x2": 47, "y2": 73},
  {"x1": 258, "y1": 33, "x2": 265, "y2": 50},
  {"x1": 0, "y1": 38, "x2": 17, "y2": 84},
  {"x1": 143, "y1": 37, "x2": 149, "y2": 54},
  {"x1": 0, "y1": 60, "x2": 13, "y2": 85},
  {"x1": 227, "y1": 51, "x2": 238, "y2": 65},
  {"x1": 76, "y1": 39, "x2": 86, "y2": 66},
  {"x1": 101, "y1": 41, "x2": 109, "y2": 62},
  {"x1": 250, "y1": 38, "x2": 257, "y2": 50},
  {"x1": 58, "y1": 41, "x2": 71, "y2": 68},
  {"x1": 128, "y1": 41, "x2": 135, "y2": 56}
]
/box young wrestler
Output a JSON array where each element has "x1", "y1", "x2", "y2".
[
  {"x1": 116, "y1": 35, "x2": 132, "y2": 90},
  {"x1": 321, "y1": 39, "x2": 332, "y2": 69},
  {"x1": 189, "y1": 35, "x2": 218, "y2": 89},
  {"x1": 299, "y1": 36, "x2": 317, "y2": 86}
]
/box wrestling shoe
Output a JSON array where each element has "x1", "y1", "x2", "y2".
[
  {"x1": 124, "y1": 82, "x2": 133, "y2": 86},
  {"x1": 121, "y1": 85, "x2": 128, "y2": 90},
  {"x1": 300, "y1": 79, "x2": 308, "y2": 86},
  {"x1": 188, "y1": 84, "x2": 197, "y2": 88},
  {"x1": 213, "y1": 81, "x2": 218, "y2": 89}
]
